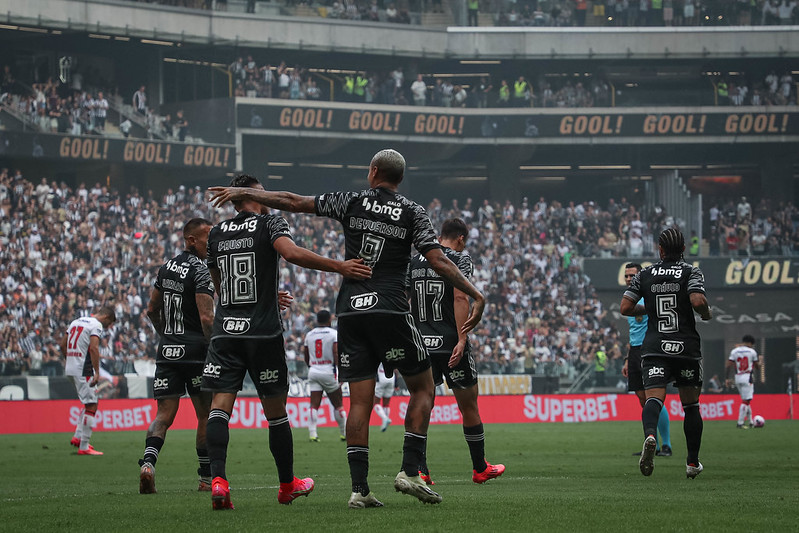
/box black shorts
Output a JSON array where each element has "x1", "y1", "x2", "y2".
[
  {"x1": 154, "y1": 362, "x2": 205, "y2": 399},
  {"x1": 626, "y1": 345, "x2": 644, "y2": 392},
  {"x1": 430, "y1": 344, "x2": 478, "y2": 390},
  {"x1": 337, "y1": 313, "x2": 431, "y2": 382},
  {"x1": 202, "y1": 336, "x2": 288, "y2": 398},
  {"x1": 641, "y1": 355, "x2": 703, "y2": 390}
]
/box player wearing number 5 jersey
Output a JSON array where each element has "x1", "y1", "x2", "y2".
[
  {"x1": 60, "y1": 306, "x2": 116, "y2": 455},
  {"x1": 202, "y1": 174, "x2": 371, "y2": 510},
  {"x1": 726, "y1": 335, "x2": 760, "y2": 429},
  {"x1": 208, "y1": 149, "x2": 486, "y2": 509},
  {"x1": 303, "y1": 310, "x2": 347, "y2": 442},
  {"x1": 139, "y1": 218, "x2": 216, "y2": 494},
  {"x1": 621, "y1": 228, "x2": 712, "y2": 479}
]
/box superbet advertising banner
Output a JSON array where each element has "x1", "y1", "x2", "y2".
[{"x1": 1, "y1": 394, "x2": 795, "y2": 434}]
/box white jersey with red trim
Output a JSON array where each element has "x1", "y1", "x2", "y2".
[
  {"x1": 304, "y1": 326, "x2": 337, "y2": 372},
  {"x1": 64, "y1": 316, "x2": 104, "y2": 377},
  {"x1": 728, "y1": 345, "x2": 758, "y2": 376}
]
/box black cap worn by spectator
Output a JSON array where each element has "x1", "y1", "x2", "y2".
[{"x1": 317, "y1": 309, "x2": 331, "y2": 325}]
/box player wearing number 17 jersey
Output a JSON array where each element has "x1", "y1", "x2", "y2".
[
  {"x1": 726, "y1": 335, "x2": 760, "y2": 429},
  {"x1": 621, "y1": 228, "x2": 712, "y2": 479},
  {"x1": 207, "y1": 149, "x2": 485, "y2": 509},
  {"x1": 60, "y1": 306, "x2": 116, "y2": 455},
  {"x1": 408, "y1": 218, "x2": 505, "y2": 485},
  {"x1": 202, "y1": 174, "x2": 371, "y2": 510},
  {"x1": 303, "y1": 309, "x2": 347, "y2": 442}
]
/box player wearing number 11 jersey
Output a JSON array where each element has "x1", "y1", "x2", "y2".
[{"x1": 621, "y1": 228, "x2": 712, "y2": 479}]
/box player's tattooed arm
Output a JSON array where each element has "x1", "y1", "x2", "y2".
[
  {"x1": 689, "y1": 292, "x2": 712, "y2": 321},
  {"x1": 449, "y1": 287, "x2": 470, "y2": 368},
  {"x1": 196, "y1": 293, "x2": 215, "y2": 342},
  {"x1": 273, "y1": 236, "x2": 372, "y2": 279},
  {"x1": 146, "y1": 287, "x2": 166, "y2": 335},
  {"x1": 208, "y1": 187, "x2": 316, "y2": 213},
  {"x1": 619, "y1": 296, "x2": 645, "y2": 317},
  {"x1": 423, "y1": 248, "x2": 485, "y2": 334}
]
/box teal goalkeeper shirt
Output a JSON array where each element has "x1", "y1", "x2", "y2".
[{"x1": 626, "y1": 297, "x2": 647, "y2": 347}]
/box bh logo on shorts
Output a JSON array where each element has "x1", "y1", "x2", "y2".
[
  {"x1": 648, "y1": 367, "x2": 665, "y2": 378},
  {"x1": 385, "y1": 348, "x2": 405, "y2": 362},
  {"x1": 339, "y1": 353, "x2": 350, "y2": 367},
  {"x1": 259, "y1": 370, "x2": 279, "y2": 384},
  {"x1": 449, "y1": 370, "x2": 465, "y2": 381},
  {"x1": 661, "y1": 340, "x2": 684, "y2": 355},
  {"x1": 350, "y1": 292, "x2": 378, "y2": 311},
  {"x1": 153, "y1": 378, "x2": 169, "y2": 390},
  {"x1": 223, "y1": 317, "x2": 251, "y2": 335},
  {"x1": 204, "y1": 363, "x2": 222, "y2": 378},
  {"x1": 423, "y1": 336, "x2": 444, "y2": 351},
  {"x1": 161, "y1": 345, "x2": 185, "y2": 360},
  {"x1": 681, "y1": 369, "x2": 695, "y2": 379}
]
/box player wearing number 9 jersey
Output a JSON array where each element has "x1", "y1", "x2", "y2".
[
  {"x1": 207, "y1": 149, "x2": 486, "y2": 509},
  {"x1": 202, "y1": 174, "x2": 371, "y2": 510},
  {"x1": 621, "y1": 228, "x2": 712, "y2": 479}
]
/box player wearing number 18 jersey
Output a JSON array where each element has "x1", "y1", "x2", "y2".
[
  {"x1": 726, "y1": 335, "x2": 760, "y2": 429},
  {"x1": 621, "y1": 228, "x2": 712, "y2": 479},
  {"x1": 202, "y1": 174, "x2": 371, "y2": 510},
  {"x1": 139, "y1": 218, "x2": 216, "y2": 494},
  {"x1": 303, "y1": 309, "x2": 347, "y2": 442},
  {"x1": 207, "y1": 149, "x2": 485, "y2": 509},
  {"x1": 408, "y1": 218, "x2": 504, "y2": 485}
]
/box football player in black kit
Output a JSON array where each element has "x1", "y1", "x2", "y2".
[
  {"x1": 202, "y1": 174, "x2": 372, "y2": 510},
  {"x1": 140, "y1": 218, "x2": 216, "y2": 494},
  {"x1": 620, "y1": 228, "x2": 712, "y2": 479},
  {"x1": 408, "y1": 218, "x2": 504, "y2": 485},
  {"x1": 209, "y1": 149, "x2": 485, "y2": 509}
]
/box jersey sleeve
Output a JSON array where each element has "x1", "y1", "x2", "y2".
[
  {"x1": 456, "y1": 252, "x2": 474, "y2": 279},
  {"x1": 315, "y1": 191, "x2": 358, "y2": 221},
  {"x1": 410, "y1": 203, "x2": 442, "y2": 255},
  {"x1": 153, "y1": 266, "x2": 164, "y2": 291},
  {"x1": 404, "y1": 262, "x2": 412, "y2": 291},
  {"x1": 206, "y1": 226, "x2": 219, "y2": 269},
  {"x1": 89, "y1": 319, "x2": 104, "y2": 339},
  {"x1": 728, "y1": 348, "x2": 736, "y2": 362},
  {"x1": 332, "y1": 329, "x2": 338, "y2": 342},
  {"x1": 267, "y1": 215, "x2": 293, "y2": 244},
  {"x1": 193, "y1": 261, "x2": 215, "y2": 297},
  {"x1": 623, "y1": 271, "x2": 642, "y2": 301},
  {"x1": 687, "y1": 266, "x2": 706, "y2": 294}
]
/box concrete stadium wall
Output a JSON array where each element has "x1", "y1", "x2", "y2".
[{"x1": 4, "y1": 0, "x2": 799, "y2": 59}]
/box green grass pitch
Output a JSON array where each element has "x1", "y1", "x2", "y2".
[{"x1": 3, "y1": 421, "x2": 797, "y2": 532}]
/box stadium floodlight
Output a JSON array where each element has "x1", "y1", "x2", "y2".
[
  {"x1": 578, "y1": 165, "x2": 631, "y2": 170},
  {"x1": 519, "y1": 165, "x2": 571, "y2": 171}
]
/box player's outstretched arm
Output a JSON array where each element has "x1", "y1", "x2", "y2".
[
  {"x1": 273, "y1": 236, "x2": 372, "y2": 279},
  {"x1": 689, "y1": 292, "x2": 712, "y2": 321},
  {"x1": 208, "y1": 186, "x2": 315, "y2": 213},
  {"x1": 424, "y1": 248, "x2": 485, "y2": 334}
]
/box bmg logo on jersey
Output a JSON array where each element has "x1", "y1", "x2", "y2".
[
  {"x1": 161, "y1": 345, "x2": 186, "y2": 360},
  {"x1": 362, "y1": 197, "x2": 402, "y2": 221},
  {"x1": 153, "y1": 378, "x2": 169, "y2": 390},
  {"x1": 661, "y1": 340, "x2": 685, "y2": 355},
  {"x1": 166, "y1": 260, "x2": 190, "y2": 279},
  {"x1": 223, "y1": 317, "x2": 251, "y2": 334},
  {"x1": 423, "y1": 336, "x2": 444, "y2": 351},
  {"x1": 203, "y1": 363, "x2": 221, "y2": 378},
  {"x1": 651, "y1": 266, "x2": 683, "y2": 279},
  {"x1": 385, "y1": 348, "x2": 405, "y2": 361},
  {"x1": 221, "y1": 218, "x2": 258, "y2": 233},
  {"x1": 350, "y1": 292, "x2": 378, "y2": 311},
  {"x1": 648, "y1": 367, "x2": 665, "y2": 378},
  {"x1": 259, "y1": 369, "x2": 279, "y2": 383}
]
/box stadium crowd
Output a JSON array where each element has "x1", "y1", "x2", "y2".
[{"x1": 1, "y1": 166, "x2": 796, "y2": 385}]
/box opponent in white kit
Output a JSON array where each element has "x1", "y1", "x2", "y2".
[
  {"x1": 726, "y1": 334, "x2": 760, "y2": 429},
  {"x1": 60, "y1": 307, "x2": 117, "y2": 455},
  {"x1": 303, "y1": 310, "x2": 347, "y2": 441},
  {"x1": 373, "y1": 363, "x2": 396, "y2": 431}
]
